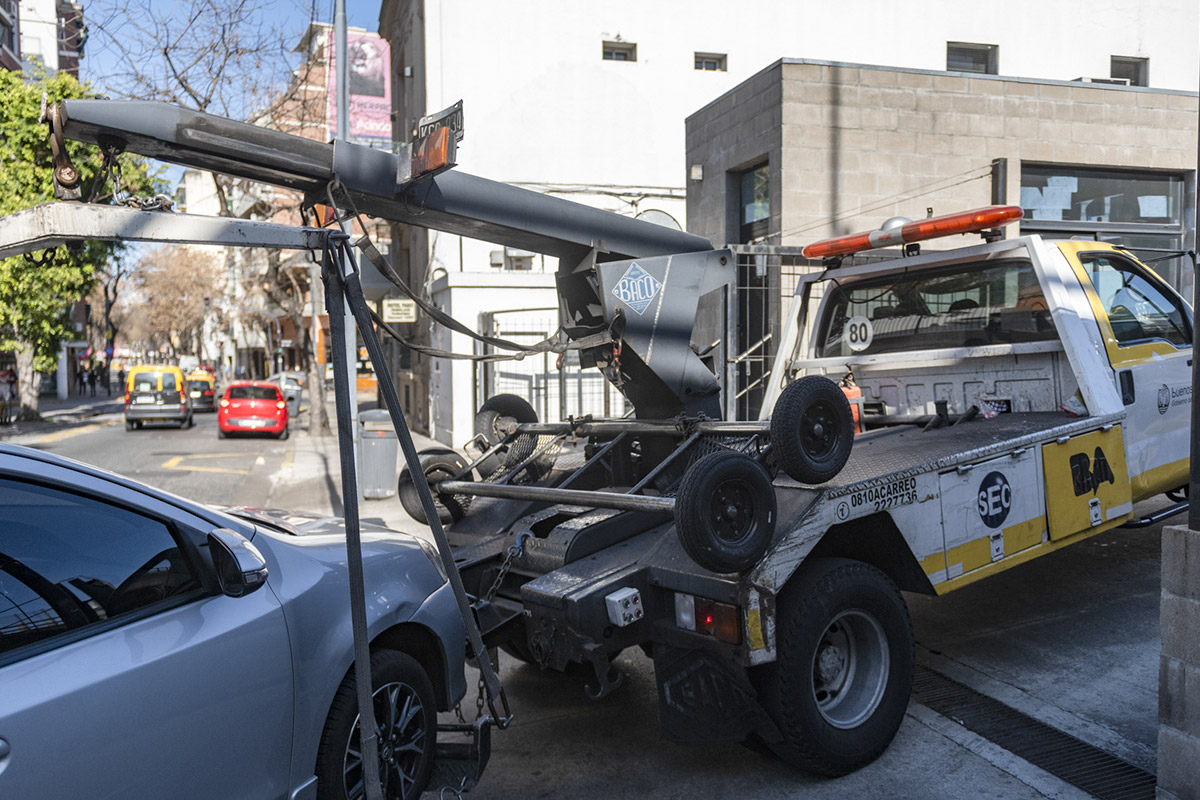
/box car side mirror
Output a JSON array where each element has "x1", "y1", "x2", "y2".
[{"x1": 208, "y1": 528, "x2": 269, "y2": 598}]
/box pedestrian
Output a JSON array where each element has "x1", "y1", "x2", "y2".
[
  {"x1": 118, "y1": 367, "x2": 126, "y2": 393},
  {"x1": 75, "y1": 367, "x2": 85, "y2": 396},
  {"x1": 87, "y1": 368, "x2": 96, "y2": 397}
]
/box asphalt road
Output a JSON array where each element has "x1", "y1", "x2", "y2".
[
  {"x1": 13, "y1": 408, "x2": 292, "y2": 508},
  {"x1": 7, "y1": 410, "x2": 1171, "y2": 798}
]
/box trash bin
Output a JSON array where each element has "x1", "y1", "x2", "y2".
[
  {"x1": 358, "y1": 409, "x2": 398, "y2": 499},
  {"x1": 285, "y1": 386, "x2": 303, "y2": 418}
]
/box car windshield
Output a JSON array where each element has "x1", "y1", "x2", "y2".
[
  {"x1": 815, "y1": 258, "x2": 1058, "y2": 357},
  {"x1": 229, "y1": 386, "x2": 278, "y2": 400},
  {"x1": 187, "y1": 381, "x2": 209, "y2": 391},
  {"x1": 133, "y1": 372, "x2": 162, "y2": 392}
]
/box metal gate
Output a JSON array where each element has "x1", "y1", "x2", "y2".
[{"x1": 478, "y1": 308, "x2": 627, "y2": 422}]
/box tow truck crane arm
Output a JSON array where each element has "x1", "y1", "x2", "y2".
[{"x1": 57, "y1": 98, "x2": 729, "y2": 419}]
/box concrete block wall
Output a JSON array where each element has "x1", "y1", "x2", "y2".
[
  {"x1": 685, "y1": 58, "x2": 1198, "y2": 248},
  {"x1": 1160, "y1": 524, "x2": 1200, "y2": 800}
]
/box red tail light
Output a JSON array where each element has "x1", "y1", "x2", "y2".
[
  {"x1": 276, "y1": 400, "x2": 287, "y2": 410},
  {"x1": 203, "y1": 389, "x2": 213, "y2": 396}
]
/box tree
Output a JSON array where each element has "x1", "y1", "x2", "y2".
[
  {"x1": 124, "y1": 245, "x2": 222, "y2": 359},
  {"x1": 0, "y1": 69, "x2": 159, "y2": 420},
  {"x1": 88, "y1": 0, "x2": 334, "y2": 436}
]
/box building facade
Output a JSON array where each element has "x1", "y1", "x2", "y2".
[
  {"x1": 18, "y1": 0, "x2": 84, "y2": 76},
  {"x1": 377, "y1": 0, "x2": 1198, "y2": 437}
]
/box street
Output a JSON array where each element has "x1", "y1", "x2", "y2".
[{"x1": 4, "y1": 405, "x2": 1167, "y2": 799}]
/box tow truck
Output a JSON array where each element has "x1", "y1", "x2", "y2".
[{"x1": 5, "y1": 100, "x2": 1192, "y2": 788}]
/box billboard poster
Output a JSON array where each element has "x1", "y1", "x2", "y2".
[{"x1": 327, "y1": 30, "x2": 393, "y2": 146}]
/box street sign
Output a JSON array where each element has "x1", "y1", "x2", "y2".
[
  {"x1": 280, "y1": 339, "x2": 294, "y2": 348},
  {"x1": 381, "y1": 298, "x2": 417, "y2": 323}
]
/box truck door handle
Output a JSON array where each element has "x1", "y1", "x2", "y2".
[{"x1": 1118, "y1": 370, "x2": 1135, "y2": 406}]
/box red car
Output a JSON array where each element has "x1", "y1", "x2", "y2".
[{"x1": 217, "y1": 381, "x2": 289, "y2": 439}]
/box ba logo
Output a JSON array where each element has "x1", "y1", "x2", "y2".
[
  {"x1": 1157, "y1": 384, "x2": 1171, "y2": 415},
  {"x1": 977, "y1": 471, "x2": 1012, "y2": 529},
  {"x1": 612, "y1": 263, "x2": 662, "y2": 315}
]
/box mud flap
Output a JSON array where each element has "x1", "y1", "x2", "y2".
[{"x1": 653, "y1": 643, "x2": 780, "y2": 744}]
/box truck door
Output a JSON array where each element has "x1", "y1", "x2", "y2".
[{"x1": 1061, "y1": 246, "x2": 1192, "y2": 501}]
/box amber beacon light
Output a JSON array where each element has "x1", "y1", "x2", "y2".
[{"x1": 802, "y1": 205, "x2": 1024, "y2": 259}]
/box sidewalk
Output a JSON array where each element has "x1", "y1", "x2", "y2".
[{"x1": 0, "y1": 394, "x2": 124, "y2": 439}]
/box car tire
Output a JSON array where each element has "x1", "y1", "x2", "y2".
[
  {"x1": 135, "y1": 420, "x2": 143, "y2": 430},
  {"x1": 674, "y1": 450, "x2": 776, "y2": 573},
  {"x1": 316, "y1": 649, "x2": 437, "y2": 800},
  {"x1": 124, "y1": 420, "x2": 134, "y2": 431},
  {"x1": 398, "y1": 448, "x2": 473, "y2": 525},
  {"x1": 755, "y1": 558, "x2": 913, "y2": 777},
  {"x1": 278, "y1": 426, "x2": 290, "y2": 440},
  {"x1": 770, "y1": 376, "x2": 854, "y2": 484},
  {"x1": 218, "y1": 427, "x2": 227, "y2": 439},
  {"x1": 473, "y1": 394, "x2": 537, "y2": 477},
  {"x1": 187, "y1": 414, "x2": 194, "y2": 429}
]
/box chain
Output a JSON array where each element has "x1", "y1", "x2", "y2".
[{"x1": 480, "y1": 532, "x2": 529, "y2": 605}]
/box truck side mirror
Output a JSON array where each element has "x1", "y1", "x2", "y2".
[{"x1": 208, "y1": 528, "x2": 269, "y2": 598}]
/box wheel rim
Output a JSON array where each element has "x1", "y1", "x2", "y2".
[
  {"x1": 342, "y1": 680, "x2": 427, "y2": 800},
  {"x1": 799, "y1": 400, "x2": 838, "y2": 459},
  {"x1": 708, "y1": 478, "x2": 756, "y2": 545},
  {"x1": 810, "y1": 610, "x2": 889, "y2": 729}
]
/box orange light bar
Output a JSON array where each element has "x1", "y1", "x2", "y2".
[{"x1": 802, "y1": 205, "x2": 1024, "y2": 259}]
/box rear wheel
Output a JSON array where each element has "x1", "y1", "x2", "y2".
[
  {"x1": 770, "y1": 377, "x2": 854, "y2": 484},
  {"x1": 217, "y1": 427, "x2": 227, "y2": 439},
  {"x1": 124, "y1": 420, "x2": 134, "y2": 431},
  {"x1": 398, "y1": 448, "x2": 473, "y2": 525},
  {"x1": 756, "y1": 558, "x2": 913, "y2": 776},
  {"x1": 278, "y1": 426, "x2": 290, "y2": 440},
  {"x1": 316, "y1": 649, "x2": 437, "y2": 800}
]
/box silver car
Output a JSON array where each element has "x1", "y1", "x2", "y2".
[{"x1": 0, "y1": 442, "x2": 466, "y2": 799}]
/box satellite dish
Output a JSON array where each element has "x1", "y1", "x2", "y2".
[{"x1": 636, "y1": 209, "x2": 682, "y2": 230}]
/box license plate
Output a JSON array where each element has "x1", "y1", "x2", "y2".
[
  {"x1": 245, "y1": 419, "x2": 266, "y2": 428},
  {"x1": 135, "y1": 396, "x2": 155, "y2": 404},
  {"x1": 190, "y1": 391, "x2": 201, "y2": 398}
]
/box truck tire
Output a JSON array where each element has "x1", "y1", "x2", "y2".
[
  {"x1": 315, "y1": 649, "x2": 437, "y2": 800},
  {"x1": 398, "y1": 448, "x2": 472, "y2": 525},
  {"x1": 674, "y1": 450, "x2": 776, "y2": 573},
  {"x1": 770, "y1": 376, "x2": 853, "y2": 484},
  {"x1": 757, "y1": 558, "x2": 913, "y2": 776},
  {"x1": 474, "y1": 394, "x2": 537, "y2": 477}
]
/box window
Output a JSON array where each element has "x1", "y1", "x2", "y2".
[
  {"x1": 695, "y1": 52, "x2": 726, "y2": 71},
  {"x1": 1019, "y1": 164, "x2": 1188, "y2": 286},
  {"x1": 602, "y1": 41, "x2": 636, "y2": 62},
  {"x1": 0, "y1": 478, "x2": 201, "y2": 657},
  {"x1": 816, "y1": 260, "x2": 1057, "y2": 358},
  {"x1": 229, "y1": 386, "x2": 279, "y2": 400},
  {"x1": 1111, "y1": 56, "x2": 1148, "y2": 87},
  {"x1": 738, "y1": 163, "x2": 769, "y2": 243},
  {"x1": 133, "y1": 372, "x2": 161, "y2": 392},
  {"x1": 1078, "y1": 255, "x2": 1190, "y2": 347},
  {"x1": 947, "y1": 42, "x2": 998, "y2": 75}
]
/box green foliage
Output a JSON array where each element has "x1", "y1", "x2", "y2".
[{"x1": 0, "y1": 69, "x2": 164, "y2": 371}]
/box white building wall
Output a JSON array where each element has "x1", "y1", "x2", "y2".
[
  {"x1": 388, "y1": 0, "x2": 1199, "y2": 442},
  {"x1": 17, "y1": 0, "x2": 56, "y2": 69}
]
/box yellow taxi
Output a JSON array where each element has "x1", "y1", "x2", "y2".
[{"x1": 124, "y1": 364, "x2": 193, "y2": 430}]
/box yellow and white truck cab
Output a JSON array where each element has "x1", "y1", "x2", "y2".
[{"x1": 759, "y1": 207, "x2": 1191, "y2": 602}]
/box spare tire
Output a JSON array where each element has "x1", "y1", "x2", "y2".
[
  {"x1": 675, "y1": 450, "x2": 777, "y2": 574},
  {"x1": 474, "y1": 394, "x2": 538, "y2": 477},
  {"x1": 770, "y1": 376, "x2": 854, "y2": 484},
  {"x1": 398, "y1": 448, "x2": 473, "y2": 525}
]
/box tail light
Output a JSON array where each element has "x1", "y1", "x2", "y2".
[
  {"x1": 203, "y1": 389, "x2": 213, "y2": 396},
  {"x1": 276, "y1": 400, "x2": 286, "y2": 410},
  {"x1": 674, "y1": 593, "x2": 741, "y2": 644},
  {"x1": 219, "y1": 398, "x2": 229, "y2": 408}
]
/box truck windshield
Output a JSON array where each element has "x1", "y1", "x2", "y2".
[{"x1": 816, "y1": 259, "x2": 1057, "y2": 358}]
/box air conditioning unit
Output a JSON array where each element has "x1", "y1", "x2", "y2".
[
  {"x1": 489, "y1": 250, "x2": 504, "y2": 267},
  {"x1": 1073, "y1": 77, "x2": 1131, "y2": 86}
]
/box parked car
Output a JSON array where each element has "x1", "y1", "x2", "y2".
[
  {"x1": 219, "y1": 381, "x2": 288, "y2": 439},
  {"x1": 0, "y1": 442, "x2": 466, "y2": 800},
  {"x1": 266, "y1": 370, "x2": 305, "y2": 416},
  {"x1": 124, "y1": 364, "x2": 193, "y2": 430},
  {"x1": 185, "y1": 369, "x2": 217, "y2": 412}
]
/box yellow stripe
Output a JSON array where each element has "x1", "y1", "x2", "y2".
[
  {"x1": 35, "y1": 420, "x2": 120, "y2": 443},
  {"x1": 1003, "y1": 514, "x2": 1046, "y2": 556},
  {"x1": 935, "y1": 516, "x2": 1128, "y2": 594},
  {"x1": 162, "y1": 454, "x2": 251, "y2": 475},
  {"x1": 747, "y1": 608, "x2": 765, "y2": 651},
  {"x1": 945, "y1": 537, "x2": 991, "y2": 577},
  {"x1": 1130, "y1": 457, "x2": 1188, "y2": 502},
  {"x1": 919, "y1": 551, "x2": 947, "y2": 577}
]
